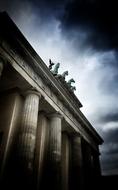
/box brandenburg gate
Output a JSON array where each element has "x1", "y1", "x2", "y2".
[{"x1": 0, "y1": 12, "x2": 103, "y2": 190}]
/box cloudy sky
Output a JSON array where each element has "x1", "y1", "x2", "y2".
[{"x1": 1, "y1": 0, "x2": 118, "y2": 175}]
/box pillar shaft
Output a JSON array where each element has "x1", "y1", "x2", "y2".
[
  {"x1": 35, "y1": 113, "x2": 49, "y2": 189},
  {"x1": 71, "y1": 135, "x2": 84, "y2": 190},
  {"x1": 92, "y1": 152, "x2": 101, "y2": 176},
  {"x1": 17, "y1": 91, "x2": 41, "y2": 171},
  {"x1": 47, "y1": 113, "x2": 62, "y2": 190},
  {"x1": 62, "y1": 133, "x2": 70, "y2": 190},
  {"x1": 91, "y1": 152, "x2": 101, "y2": 189},
  {"x1": 0, "y1": 59, "x2": 3, "y2": 77},
  {"x1": 0, "y1": 92, "x2": 22, "y2": 184},
  {"x1": 82, "y1": 141, "x2": 93, "y2": 189}
]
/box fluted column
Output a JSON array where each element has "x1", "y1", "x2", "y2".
[
  {"x1": 35, "y1": 112, "x2": 49, "y2": 189},
  {"x1": 71, "y1": 134, "x2": 84, "y2": 190},
  {"x1": 92, "y1": 152, "x2": 101, "y2": 190},
  {"x1": 82, "y1": 141, "x2": 93, "y2": 189},
  {"x1": 0, "y1": 58, "x2": 4, "y2": 77},
  {"x1": 0, "y1": 92, "x2": 23, "y2": 186},
  {"x1": 17, "y1": 90, "x2": 41, "y2": 174},
  {"x1": 47, "y1": 112, "x2": 62, "y2": 190},
  {"x1": 62, "y1": 132, "x2": 70, "y2": 190},
  {"x1": 92, "y1": 151, "x2": 101, "y2": 178},
  {"x1": 93, "y1": 152, "x2": 101, "y2": 176}
]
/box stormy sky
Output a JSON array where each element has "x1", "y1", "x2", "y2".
[{"x1": 0, "y1": 0, "x2": 118, "y2": 175}]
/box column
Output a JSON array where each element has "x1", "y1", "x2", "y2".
[
  {"x1": 34, "y1": 112, "x2": 49, "y2": 189},
  {"x1": 82, "y1": 141, "x2": 92, "y2": 189},
  {"x1": 0, "y1": 58, "x2": 4, "y2": 77},
  {"x1": 93, "y1": 152, "x2": 101, "y2": 176},
  {"x1": 47, "y1": 113, "x2": 62, "y2": 190},
  {"x1": 92, "y1": 150, "x2": 101, "y2": 188},
  {"x1": 17, "y1": 90, "x2": 41, "y2": 181},
  {"x1": 62, "y1": 132, "x2": 70, "y2": 190},
  {"x1": 0, "y1": 92, "x2": 23, "y2": 186},
  {"x1": 71, "y1": 134, "x2": 84, "y2": 190}
]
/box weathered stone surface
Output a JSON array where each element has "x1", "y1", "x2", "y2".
[
  {"x1": 17, "y1": 91, "x2": 41, "y2": 171},
  {"x1": 62, "y1": 133, "x2": 70, "y2": 190},
  {"x1": 70, "y1": 135, "x2": 84, "y2": 190},
  {"x1": 0, "y1": 58, "x2": 3, "y2": 77},
  {"x1": 46, "y1": 113, "x2": 62, "y2": 190},
  {"x1": 34, "y1": 112, "x2": 49, "y2": 189}
]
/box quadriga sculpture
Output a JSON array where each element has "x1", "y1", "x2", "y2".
[{"x1": 51, "y1": 62, "x2": 60, "y2": 75}]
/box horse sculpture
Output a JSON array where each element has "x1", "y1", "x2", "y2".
[
  {"x1": 61, "y1": 71, "x2": 68, "y2": 80},
  {"x1": 67, "y1": 78, "x2": 75, "y2": 86},
  {"x1": 49, "y1": 60, "x2": 76, "y2": 92},
  {"x1": 51, "y1": 62, "x2": 60, "y2": 75},
  {"x1": 71, "y1": 86, "x2": 76, "y2": 91}
]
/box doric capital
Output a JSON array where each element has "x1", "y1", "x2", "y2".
[
  {"x1": 24, "y1": 89, "x2": 42, "y2": 99},
  {"x1": 71, "y1": 132, "x2": 81, "y2": 138},
  {"x1": 48, "y1": 112, "x2": 63, "y2": 119}
]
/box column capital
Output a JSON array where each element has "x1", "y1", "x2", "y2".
[
  {"x1": 24, "y1": 89, "x2": 41, "y2": 99},
  {"x1": 71, "y1": 132, "x2": 81, "y2": 138},
  {"x1": 48, "y1": 112, "x2": 63, "y2": 119}
]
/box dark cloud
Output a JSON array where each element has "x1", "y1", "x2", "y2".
[
  {"x1": 27, "y1": 0, "x2": 66, "y2": 21},
  {"x1": 101, "y1": 113, "x2": 118, "y2": 124},
  {"x1": 101, "y1": 154, "x2": 118, "y2": 174},
  {"x1": 103, "y1": 128, "x2": 118, "y2": 143},
  {"x1": 100, "y1": 73, "x2": 118, "y2": 94},
  {"x1": 100, "y1": 128, "x2": 118, "y2": 174},
  {"x1": 1, "y1": 0, "x2": 118, "y2": 51},
  {"x1": 0, "y1": 0, "x2": 66, "y2": 21},
  {"x1": 61, "y1": 0, "x2": 118, "y2": 51}
]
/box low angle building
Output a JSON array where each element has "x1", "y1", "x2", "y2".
[{"x1": 0, "y1": 12, "x2": 103, "y2": 190}]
